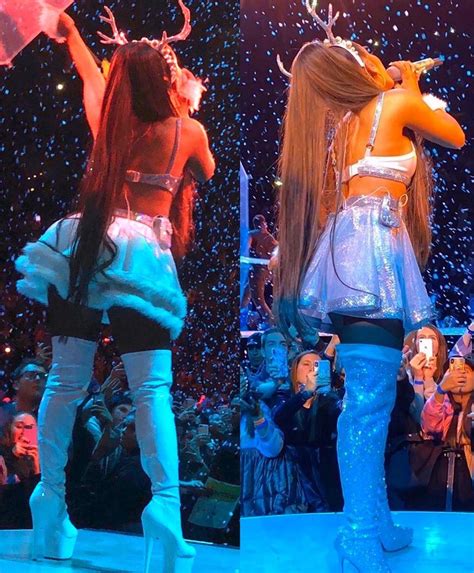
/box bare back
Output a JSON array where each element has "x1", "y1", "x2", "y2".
[
  {"x1": 118, "y1": 116, "x2": 209, "y2": 217},
  {"x1": 343, "y1": 90, "x2": 416, "y2": 200}
]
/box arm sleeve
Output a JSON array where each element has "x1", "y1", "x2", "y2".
[{"x1": 421, "y1": 394, "x2": 449, "y2": 438}]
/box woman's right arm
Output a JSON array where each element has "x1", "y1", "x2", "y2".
[
  {"x1": 389, "y1": 62, "x2": 465, "y2": 149},
  {"x1": 186, "y1": 119, "x2": 216, "y2": 183},
  {"x1": 400, "y1": 92, "x2": 465, "y2": 149},
  {"x1": 58, "y1": 13, "x2": 105, "y2": 139}
]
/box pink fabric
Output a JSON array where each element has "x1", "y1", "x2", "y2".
[
  {"x1": 421, "y1": 394, "x2": 455, "y2": 440},
  {"x1": 0, "y1": 0, "x2": 73, "y2": 66}
]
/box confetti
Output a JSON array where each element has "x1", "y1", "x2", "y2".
[
  {"x1": 1, "y1": 0, "x2": 239, "y2": 394},
  {"x1": 241, "y1": 0, "x2": 472, "y2": 329}
]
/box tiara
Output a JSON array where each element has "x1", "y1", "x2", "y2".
[{"x1": 277, "y1": 2, "x2": 365, "y2": 78}]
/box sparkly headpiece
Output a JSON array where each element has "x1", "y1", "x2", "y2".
[
  {"x1": 277, "y1": 2, "x2": 366, "y2": 78},
  {"x1": 98, "y1": 0, "x2": 205, "y2": 112}
]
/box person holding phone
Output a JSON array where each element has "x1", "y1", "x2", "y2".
[
  {"x1": 273, "y1": 351, "x2": 343, "y2": 512},
  {"x1": 403, "y1": 325, "x2": 448, "y2": 421},
  {"x1": 0, "y1": 413, "x2": 40, "y2": 483},
  {"x1": 420, "y1": 356, "x2": 474, "y2": 510},
  {"x1": 274, "y1": 3, "x2": 465, "y2": 570}
]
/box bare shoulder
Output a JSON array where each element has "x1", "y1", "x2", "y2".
[
  {"x1": 181, "y1": 116, "x2": 207, "y2": 137},
  {"x1": 384, "y1": 88, "x2": 423, "y2": 110}
]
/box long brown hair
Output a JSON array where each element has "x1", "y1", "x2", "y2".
[
  {"x1": 68, "y1": 42, "x2": 194, "y2": 304},
  {"x1": 275, "y1": 41, "x2": 433, "y2": 336}
]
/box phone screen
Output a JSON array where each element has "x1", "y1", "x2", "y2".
[
  {"x1": 418, "y1": 338, "x2": 433, "y2": 360},
  {"x1": 198, "y1": 424, "x2": 209, "y2": 435},
  {"x1": 316, "y1": 360, "x2": 331, "y2": 389},
  {"x1": 270, "y1": 347, "x2": 289, "y2": 379}
]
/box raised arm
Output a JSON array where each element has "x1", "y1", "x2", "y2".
[
  {"x1": 185, "y1": 119, "x2": 215, "y2": 183},
  {"x1": 387, "y1": 63, "x2": 465, "y2": 149},
  {"x1": 399, "y1": 91, "x2": 465, "y2": 149},
  {"x1": 57, "y1": 13, "x2": 106, "y2": 139}
]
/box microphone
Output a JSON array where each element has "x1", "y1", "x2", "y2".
[{"x1": 387, "y1": 57, "x2": 444, "y2": 82}]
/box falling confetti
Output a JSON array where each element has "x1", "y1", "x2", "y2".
[
  {"x1": 241, "y1": 0, "x2": 473, "y2": 329},
  {"x1": 0, "y1": 0, "x2": 239, "y2": 394}
]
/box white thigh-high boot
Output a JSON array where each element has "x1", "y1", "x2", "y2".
[
  {"x1": 334, "y1": 343, "x2": 402, "y2": 573},
  {"x1": 30, "y1": 336, "x2": 96, "y2": 560},
  {"x1": 121, "y1": 349, "x2": 195, "y2": 573}
]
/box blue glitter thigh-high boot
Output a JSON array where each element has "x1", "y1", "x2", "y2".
[{"x1": 334, "y1": 343, "x2": 401, "y2": 573}]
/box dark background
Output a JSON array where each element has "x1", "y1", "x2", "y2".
[
  {"x1": 241, "y1": 0, "x2": 473, "y2": 327},
  {"x1": 0, "y1": 0, "x2": 239, "y2": 395}
]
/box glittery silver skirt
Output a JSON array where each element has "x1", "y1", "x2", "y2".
[{"x1": 300, "y1": 195, "x2": 435, "y2": 333}]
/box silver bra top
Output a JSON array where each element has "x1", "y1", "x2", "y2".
[
  {"x1": 125, "y1": 118, "x2": 183, "y2": 197},
  {"x1": 342, "y1": 93, "x2": 417, "y2": 186}
]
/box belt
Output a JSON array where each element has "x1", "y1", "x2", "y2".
[{"x1": 114, "y1": 209, "x2": 173, "y2": 248}]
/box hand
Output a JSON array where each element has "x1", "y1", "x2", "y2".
[
  {"x1": 401, "y1": 344, "x2": 412, "y2": 368},
  {"x1": 388, "y1": 60, "x2": 422, "y2": 95},
  {"x1": 240, "y1": 395, "x2": 261, "y2": 419},
  {"x1": 183, "y1": 479, "x2": 205, "y2": 489},
  {"x1": 439, "y1": 369, "x2": 468, "y2": 393},
  {"x1": 423, "y1": 356, "x2": 437, "y2": 380},
  {"x1": 268, "y1": 255, "x2": 278, "y2": 272},
  {"x1": 197, "y1": 434, "x2": 212, "y2": 447},
  {"x1": 88, "y1": 402, "x2": 113, "y2": 427},
  {"x1": 409, "y1": 352, "x2": 428, "y2": 379},
  {"x1": 55, "y1": 12, "x2": 77, "y2": 41},
  {"x1": 35, "y1": 342, "x2": 52, "y2": 365},
  {"x1": 101, "y1": 363, "x2": 126, "y2": 404},
  {"x1": 0, "y1": 456, "x2": 7, "y2": 485},
  {"x1": 12, "y1": 441, "x2": 31, "y2": 457}
]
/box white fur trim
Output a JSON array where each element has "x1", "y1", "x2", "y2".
[
  {"x1": 422, "y1": 93, "x2": 448, "y2": 112},
  {"x1": 15, "y1": 221, "x2": 187, "y2": 339}
]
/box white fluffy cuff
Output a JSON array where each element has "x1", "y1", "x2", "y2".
[{"x1": 422, "y1": 93, "x2": 448, "y2": 112}]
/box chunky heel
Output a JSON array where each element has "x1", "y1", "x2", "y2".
[
  {"x1": 143, "y1": 527, "x2": 155, "y2": 573},
  {"x1": 30, "y1": 482, "x2": 78, "y2": 560}
]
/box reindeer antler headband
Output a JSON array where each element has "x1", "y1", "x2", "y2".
[
  {"x1": 278, "y1": 2, "x2": 365, "y2": 78},
  {"x1": 98, "y1": 0, "x2": 205, "y2": 112}
]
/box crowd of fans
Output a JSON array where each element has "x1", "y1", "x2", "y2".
[
  {"x1": 241, "y1": 322, "x2": 474, "y2": 516},
  {"x1": 0, "y1": 339, "x2": 239, "y2": 546}
]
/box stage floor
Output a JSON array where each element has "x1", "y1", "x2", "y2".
[
  {"x1": 0, "y1": 529, "x2": 239, "y2": 572},
  {"x1": 241, "y1": 511, "x2": 474, "y2": 573}
]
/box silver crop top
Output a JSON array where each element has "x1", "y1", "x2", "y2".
[
  {"x1": 125, "y1": 118, "x2": 183, "y2": 196},
  {"x1": 342, "y1": 92, "x2": 417, "y2": 186}
]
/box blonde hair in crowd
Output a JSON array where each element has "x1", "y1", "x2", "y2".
[{"x1": 275, "y1": 41, "x2": 433, "y2": 336}]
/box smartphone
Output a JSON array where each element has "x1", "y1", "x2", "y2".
[
  {"x1": 198, "y1": 424, "x2": 209, "y2": 436},
  {"x1": 314, "y1": 361, "x2": 319, "y2": 376},
  {"x1": 316, "y1": 360, "x2": 331, "y2": 390},
  {"x1": 270, "y1": 346, "x2": 289, "y2": 379},
  {"x1": 418, "y1": 338, "x2": 433, "y2": 360},
  {"x1": 449, "y1": 357, "x2": 465, "y2": 372},
  {"x1": 22, "y1": 424, "x2": 38, "y2": 447}
]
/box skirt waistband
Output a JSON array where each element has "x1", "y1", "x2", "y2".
[
  {"x1": 114, "y1": 208, "x2": 171, "y2": 229},
  {"x1": 113, "y1": 209, "x2": 173, "y2": 249},
  {"x1": 343, "y1": 194, "x2": 402, "y2": 210}
]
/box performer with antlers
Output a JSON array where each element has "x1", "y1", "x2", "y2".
[
  {"x1": 275, "y1": 3, "x2": 464, "y2": 572},
  {"x1": 15, "y1": 2, "x2": 214, "y2": 571}
]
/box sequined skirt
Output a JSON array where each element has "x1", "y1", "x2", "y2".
[
  {"x1": 15, "y1": 213, "x2": 186, "y2": 339},
  {"x1": 300, "y1": 195, "x2": 435, "y2": 333}
]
